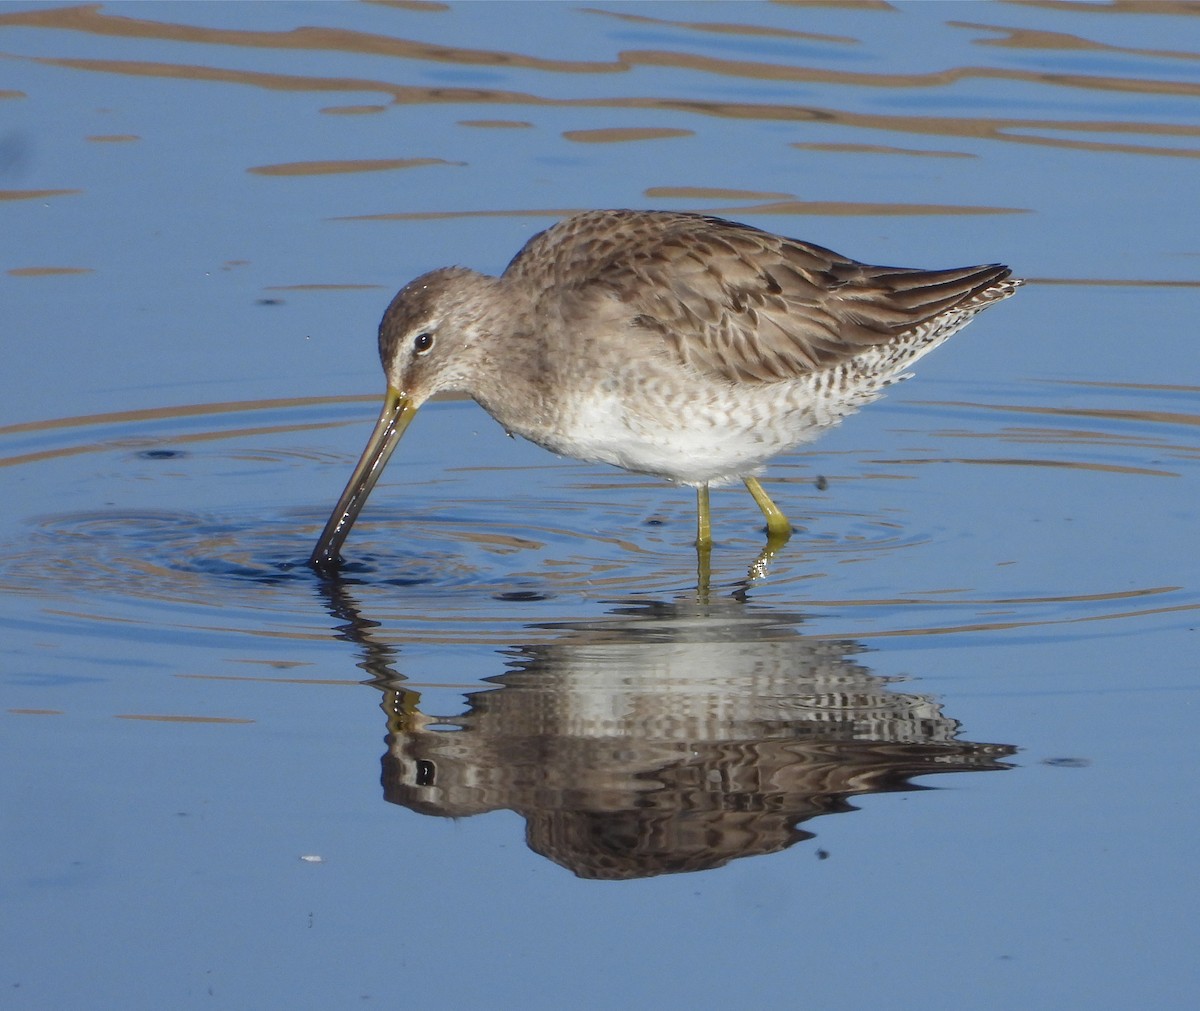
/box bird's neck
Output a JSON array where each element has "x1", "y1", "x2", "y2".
[{"x1": 465, "y1": 288, "x2": 560, "y2": 439}]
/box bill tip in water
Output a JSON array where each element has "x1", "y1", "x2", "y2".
[{"x1": 308, "y1": 547, "x2": 343, "y2": 577}]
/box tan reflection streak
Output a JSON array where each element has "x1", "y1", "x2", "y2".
[
  {"x1": 579, "y1": 7, "x2": 859, "y2": 45},
  {"x1": 115, "y1": 713, "x2": 255, "y2": 724},
  {"x1": 678, "y1": 200, "x2": 1021, "y2": 216},
  {"x1": 0, "y1": 393, "x2": 379, "y2": 438},
  {"x1": 616, "y1": 47, "x2": 1200, "y2": 99},
  {"x1": 7, "y1": 266, "x2": 93, "y2": 276},
  {"x1": 1026, "y1": 277, "x2": 1200, "y2": 287},
  {"x1": 944, "y1": 425, "x2": 1172, "y2": 449},
  {"x1": 562, "y1": 127, "x2": 693, "y2": 143},
  {"x1": 23, "y1": 54, "x2": 1199, "y2": 159},
  {"x1": 954, "y1": 20, "x2": 1200, "y2": 61},
  {"x1": 319, "y1": 103, "x2": 387, "y2": 115},
  {"x1": 45, "y1": 608, "x2": 337, "y2": 644},
  {"x1": 921, "y1": 400, "x2": 1200, "y2": 428},
  {"x1": 998, "y1": 133, "x2": 1200, "y2": 159},
  {"x1": 247, "y1": 157, "x2": 463, "y2": 176},
  {"x1": 1009, "y1": 1, "x2": 1200, "y2": 16},
  {"x1": 176, "y1": 673, "x2": 358, "y2": 685},
  {"x1": 836, "y1": 601, "x2": 1200, "y2": 640},
  {"x1": 0, "y1": 188, "x2": 81, "y2": 201},
  {"x1": 366, "y1": 1, "x2": 450, "y2": 11},
  {"x1": 85, "y1": 133, "x2": 139, "y2": 142},
  {"x1": 456, "y1": 529, "x2": 545, "y2": 551},
  {"x1": 1049, "y1": 379, "x2": 1200, "y2": 394},
  {"x1": 645, "y1": 186, "x2": 793, "y2": 200},
  {"x1": 24, "y1": 55, "x2": 461, "y2": 102},
  {"x1": 808, "y1": 585, "x2": 1179, "y2": 607},
  {"x1": 867, "y1": 456, "x2": 1178, "y2": 478},
  {"x1": 263, "y1": 283, "x2": 386, "y2": 291},
  {"x1": 8, "y1": 708, "x2": 64, "y2": 715},
  {"x1": 339, "y1": 199, "x2": 1025, "y2": 222},
  {"x1": 335, "y1": 207, "x2": 590, "y2": 222},
  {"x1": 792, "y1": 142, "x2": 973, "y2": 158},
  {"x1": 718, "y1": 104, "x2": 1200, "y2": 151},
  {"x1": 0, "y1": 5, "x2": 619, "y2": 73},
  {"x1": 774, "y1": 0, "x2": 895, "y2": 8},
  {"x1": 0, "y1": 89, "x2": 27, "y2": 99},
  {"x1": 224, "y1": 659, "x2": 312, "y2": 667},
  {"x1": 458, "y1": 119, "x2": 533, "y2": 128},
  {"x1": 0, "y1": 419, "x2": 348, "y2": 469}
]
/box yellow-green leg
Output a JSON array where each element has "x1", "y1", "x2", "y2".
[
  {"x1": 743, "y1": 476, "x2": 792, "y2": 543},
  {"x1": 694, "y1": 483, "x2": 712, "y2": 596},
  {"x1": 695, "y1": 483, "x2": 712, "y2": 549}
]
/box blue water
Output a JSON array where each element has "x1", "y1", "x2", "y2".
[{"x1": 2, "y1": 3, "x2": 1198, "y2": 1008}]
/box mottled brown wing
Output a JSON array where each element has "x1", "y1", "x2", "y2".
[{"x1": 505, "y1": 209, "x2": 1014, "y2": 383}]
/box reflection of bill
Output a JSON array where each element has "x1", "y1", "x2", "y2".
[{"x1": 323, "y1": 583, "x2": 1015, "y2": 880}]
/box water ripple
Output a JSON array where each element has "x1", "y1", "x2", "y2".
[{"x1": 0, "y1": 386, "x2": 1194, "y2": 645}]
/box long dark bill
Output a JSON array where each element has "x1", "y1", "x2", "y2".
[{"x1": 309, "y1": 387, "x2": 418, "y2": 573}]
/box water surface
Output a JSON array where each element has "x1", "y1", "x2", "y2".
[{"x1": 2, "y1": 3, "x2": 1198, "y2": 1008}]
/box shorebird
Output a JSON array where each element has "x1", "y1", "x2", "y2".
[{"x1": 309, "y1": 209, "x2": 1018, "y2": 572}]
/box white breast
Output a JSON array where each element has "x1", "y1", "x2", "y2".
[{"x1": 522, "y1": 367, "x2": 887, "y2": 486}]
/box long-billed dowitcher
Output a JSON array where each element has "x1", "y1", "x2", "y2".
[{"x1": 309, "y1": 209, "x2": 1019, "y2": 572}]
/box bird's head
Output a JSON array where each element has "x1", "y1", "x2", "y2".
[
  {"x1": 378, "y1": 267, "x2": 504, "y2": 406},
  {"x1": 308, "y1": 266, "x2": 505, "y2": 574}
]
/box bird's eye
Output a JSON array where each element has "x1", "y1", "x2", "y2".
[{"x1": 413, "y1": 331, "x2": 435, "y2": 355}]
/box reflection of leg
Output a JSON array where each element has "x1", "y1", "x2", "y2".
[
  {"x1": 695, "y1": 537, "x2": 712, "y2": 599},
  {"x1": 747, "y1": 541, "x2": 781, "y2": 582},
  {"x1": 695, "y1": 483, "x2": 712, "y2": 549},
  {"x1": 743, "y1": 476, "x2": 792, "y2": 544}
]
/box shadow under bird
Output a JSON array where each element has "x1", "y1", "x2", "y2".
[{"x1": 309, "y1": 209, "x2": 1019, "y2": 572}]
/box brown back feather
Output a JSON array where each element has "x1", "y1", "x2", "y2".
[{"x1": 505, "y1": 210, "x2": 1016, "y2": 384}]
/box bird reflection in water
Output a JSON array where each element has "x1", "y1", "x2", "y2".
[{"x1": 321, "y1": 581, "x2": 1015, "y2": 880}]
